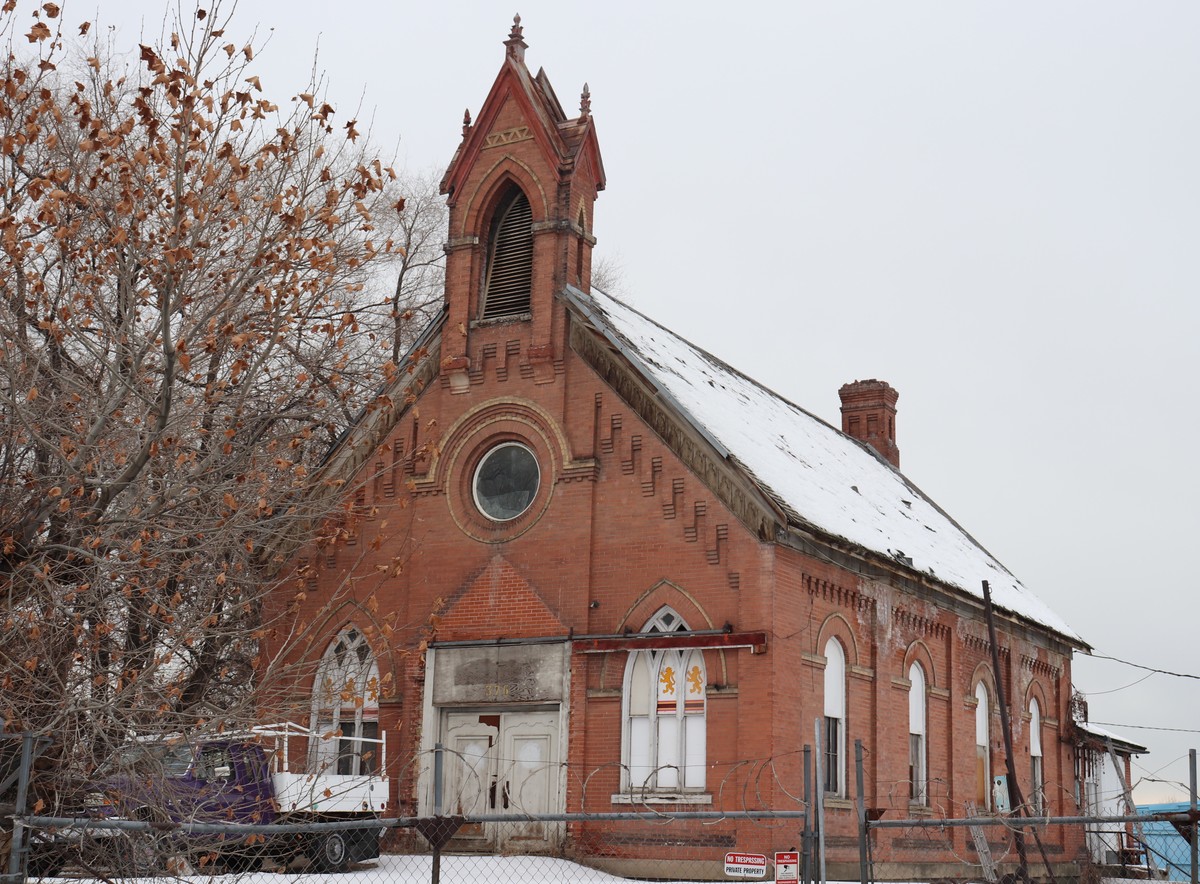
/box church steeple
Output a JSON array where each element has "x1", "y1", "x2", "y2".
[{"x1": 439, "y1": 18, "x2": 605, "y2": 390}]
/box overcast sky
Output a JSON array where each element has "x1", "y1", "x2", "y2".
[{"x1": 83, "y1": 0, "x2": 1200, "y2": 804}]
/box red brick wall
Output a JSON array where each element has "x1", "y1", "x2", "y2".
[{"x1": 265, "y1": 45, "x2": 1085, "y2": 872}]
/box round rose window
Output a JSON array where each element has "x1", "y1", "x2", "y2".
[{"x1": 472, "y1": 442, "x2": 541, "y2": 522}]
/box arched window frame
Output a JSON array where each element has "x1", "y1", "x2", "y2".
[
  {"x1": 310, "y1": 626, "x2": 380, "y2": 776},
  {"x1": 1029, "y1": 696, "x2": 1045, "y2": 815},
  {"x1": 823, "y1": 637, "x2": 847, "y2": 796},
  {"x1": 975, "y1": 681, "x2": 992, "y2": 810},
  {"x1": 479, "y1": 186, "x2": 533, "y2": 319},
  {"x1": 908, "y1": 662, "x2": 927, "y2": 804},
  {"x1": 622, "y1": 607, "x2": 707, "y2": 794}
]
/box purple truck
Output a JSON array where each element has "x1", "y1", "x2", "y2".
[{"x1": 80, "y1": 723, "x2": 389, "y2": 874}]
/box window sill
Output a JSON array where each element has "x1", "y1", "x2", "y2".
[
  {"x1": 823, "y1": 797, "x2": 855, "y2": 811},
  {"x1": 473, "y1": 312, "x2": 532, "y2": 328},
  {"x1": 611, "y1": 792, "x2": 713, "y2": 806}
]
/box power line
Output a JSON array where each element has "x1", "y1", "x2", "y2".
[
  {"x1": 1087, "y1": 652, "x2": 1200, "y2": 681},
  {"x1": 1090, "y1": 721, "x2": 1200, "y2": 735},
  {"x1": 1082, "y1": 671, "x2": 1155, "y2": 695}
]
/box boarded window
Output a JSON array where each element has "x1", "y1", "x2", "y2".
[{"x1": 481, "y1": 190, "x2": 533, "y2": 319}]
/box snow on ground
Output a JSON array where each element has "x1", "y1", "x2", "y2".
[
  {"x1": 49, "y1": 853, "x2": 708, "y2": 883},
  {"x1": 48, "y1": 853, "x2": 894, "y2": 884}
]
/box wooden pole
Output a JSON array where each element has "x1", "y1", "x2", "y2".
[
  {"x1": 982, "y1": 580, "x2": 1031, "y2": 883},
  {"x1": 856, "y1": 739, "x2": 869, "y2": 884}
]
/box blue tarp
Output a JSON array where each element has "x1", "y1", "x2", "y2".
[{"x1": 1138, "y1": 802, "x2": 1195, "y2": 881}]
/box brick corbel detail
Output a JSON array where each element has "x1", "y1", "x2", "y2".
[
  {"x1": 527, "y1": 343, "x2": 554, "y2": 364},
  {"x1": 442, "y1": 354, "x2": 471, "y2": 394}
]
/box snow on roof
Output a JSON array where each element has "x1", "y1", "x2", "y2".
[
  {"x1": 565, "y1": 285, "x2": 1083, "y2": 645},
  {"x1": 1078, "y1": 722, "x2": 1148, "y2": 754}
]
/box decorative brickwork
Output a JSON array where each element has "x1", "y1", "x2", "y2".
[{"x1": 270, "y1": 20, "x2": 1087, "y2": 877}]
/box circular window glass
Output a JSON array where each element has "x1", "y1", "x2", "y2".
[{"x1": 472, "y1": 443, "x2": 541, "y2": 522}]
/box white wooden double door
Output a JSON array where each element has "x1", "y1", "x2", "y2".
[{"x1": 442, "y1": 709, "x2": 561, "y2": 850}]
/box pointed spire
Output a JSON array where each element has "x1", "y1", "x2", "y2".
[
  {"x1": 462, "y1": 108, "x2": 472, "y2": 138},
  {"x1": 504, "y1": 13, "x2": 527, "y2": 62},
  {"x1": 579, "y1": 83, "x2": 591, "y2": 119}
]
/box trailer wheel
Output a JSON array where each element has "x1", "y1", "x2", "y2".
[{"x1": 309, "y1": 831, "x2": 348, "y2": 873}]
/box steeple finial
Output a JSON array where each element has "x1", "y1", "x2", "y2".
[
  {"x1": 579, "y1": 83, "x2": 591, "y2": 119},
  {"x1": 462, "y1": 108, "x2": 472, "y2": 138},
  {"x1": 505, "y1": 13, "x2": 527, "y2": 61}
]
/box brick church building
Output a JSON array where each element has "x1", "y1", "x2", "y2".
[{"x1": 279, "y1": 18, "x2": 1091, "y2": 879}]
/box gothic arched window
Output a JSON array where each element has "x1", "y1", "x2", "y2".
[
  {"x1": 623, "y1": 608, "x2": 707, "y2": 793},
  {"x1": 1029, "y1": 696, "x2": 1045, "y2": 814},
  {"x1": 823, "y1": 638, "x2": 847, "y2": 795},
  {"x1": 975, "y1": 681, "x2": 992, "y2": 810},
  {"x1": 908, "y1": 662, "x2": 927, "y2": 804},
  {"x1": 310, "y1": 627, "x2": 380, "y2": 776},
  {"x1": 480, "y1": 188, "x2": 533, "y2": 319}
]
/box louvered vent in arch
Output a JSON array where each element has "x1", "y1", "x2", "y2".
[{"x1": 481, "y1": 190, "x2": 533, "y2": 319}]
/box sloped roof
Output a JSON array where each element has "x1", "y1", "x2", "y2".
[
  {"x1": 564, "y1": 285, "x2": 1084, "y2": 646},
  {"x1": 1077, "y1": 722, "x2": 1147, "y2": 755}
]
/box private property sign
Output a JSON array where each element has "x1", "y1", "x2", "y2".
[{"x1": 724, "y1": 853, "x2": 768, "y2": 878}]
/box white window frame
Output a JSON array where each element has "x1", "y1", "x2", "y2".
[
  {"x1": 310, "y1": 626, "x2": 380, "y2": 776},
  {"x1": 1029, "y1": 697, "x2": 1045, "y2": 815},
  {"x1": 975, "y1": 681, "x2": 991, "y2": 810},
  {"x1": 823, "y1": 637, "x2": 846, "y2": 796},
  {"x1": 908, "y1": 662, "x2": 927, "y2": 804},
  {"x1": 621, "y1": 608, "x2": 707, "y2": 795}
]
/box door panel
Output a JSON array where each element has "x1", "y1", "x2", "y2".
[
  {"x1": 442, "y1": 714, "x2": 499, "y2": 846},
  {"x1": 439, "y1": 709, "x2": 560, "y2": 851},
  {"x1": 499, "y1": 712, "x2": 558, "y2": 844}
]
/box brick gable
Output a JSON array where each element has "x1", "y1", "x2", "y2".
[{"x1": 438, "y1": 554, "x2": 565, "y2": 642}]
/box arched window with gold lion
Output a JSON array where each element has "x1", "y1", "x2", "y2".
[{"x1": 621, "y1": 607, "x2": 707, "y2": 794}]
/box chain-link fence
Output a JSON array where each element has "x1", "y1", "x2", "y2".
[
  {"x1": 6, "y1": 727, "x2": 1200, "y2": 884},
  {"x1": 15, "y1": 807, "x2": 1197, "y2": 884},
  {"x1": 862, "y1": 745, "x2": 1200, "y2": 884},
  {"x1": 866, "y1": 809, "x2": 1200, "y2": 884},
  {"x1": 10, "y1": 812, "x2": 809, "y2": 882}
]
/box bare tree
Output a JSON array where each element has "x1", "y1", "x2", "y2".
[
  {"x1": 383, "y1": 168, "x2": 446, "y2": 364},
  {"x1": 590, "y1": 251, "x2": 626, "y2": 297},
  {"x1": 0, "y1": 0, "x2": 409, "y2": 783}
]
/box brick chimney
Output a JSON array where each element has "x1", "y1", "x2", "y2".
[{"x1": 839, "y1": 379, "x2": 900, "y2": 468}]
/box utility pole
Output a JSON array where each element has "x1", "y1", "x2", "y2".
[{"x1": 982, "y1": 580, "x2": 1031, "y2": 884}]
